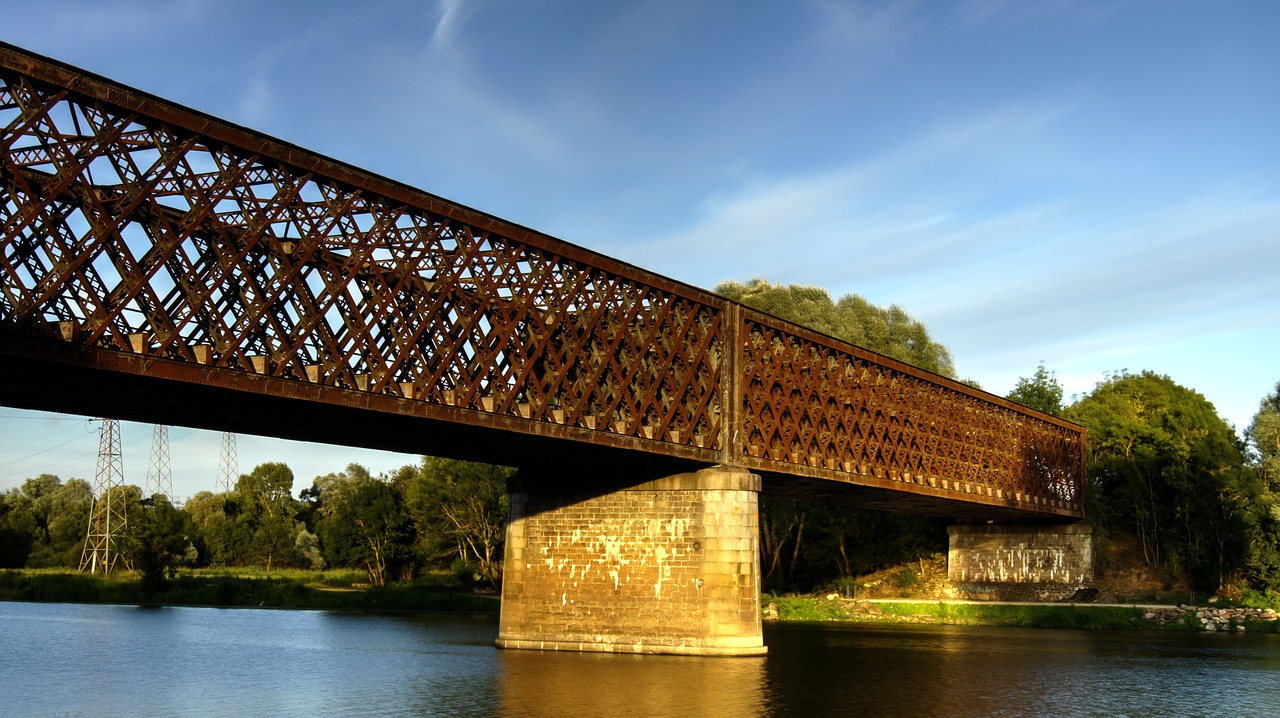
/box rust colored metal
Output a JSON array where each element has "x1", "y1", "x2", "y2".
[{"x1": 0, "y1": 42, "x2": 1084, "y2": 520}]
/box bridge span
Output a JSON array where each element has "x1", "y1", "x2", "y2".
[{"x1": 1, "y1": 43, "x2": 1087, "y2": 655}]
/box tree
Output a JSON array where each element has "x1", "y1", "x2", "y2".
[
  {"x1": 405, "y1": 458, "x2": 511, "y2": 587},
  {"x1": 1007, "y1": 362, "x2": 1065, "y2": 416},
  {"x1": 1067, "y1": 371, "x2": 1257, "y2": 594},
  {"x1": 715, "y1": 278, "x2": 956, "y2": 377},
  {"x1": 316, "y1": 472, "x2": 413, "y2": 587},
  {"x1": 236, "y1": 462, "x2": 296, "y2": 520},
  {"x1": 234, "y1": 463, "x2": 301, "y2": 571},
  {"x1": 1246, "y1": 382, "x2": 1280, "y2": 490},
  {"x1": 183, "y1": 490, "x2": 234, "y2": 566},
  {"x1": 1242, "y1": 382, "x2": 1280, "y2": 591},
  {"x1": 0, "y1": 488, "x2": 36, "y2": 568},
  {"x1": 124, "y1": 494, "x2": 193, "y2": 594},
  {"x1": 0, "y1": 475, "x2": 93, "y2": 568},
  {"x1": 759, "y1": 498, "x2": 806, "y2": 591}
]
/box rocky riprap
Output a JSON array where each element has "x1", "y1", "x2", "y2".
[{"x1": 1142, "y1": 605, "x2": 1280, "y2": 631}]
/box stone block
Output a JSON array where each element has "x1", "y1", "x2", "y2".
[{"x1": 497, "y1": 466, "x2": 765, "y2": 656}]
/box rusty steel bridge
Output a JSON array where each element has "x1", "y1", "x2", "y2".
[{"x1": 0, "y1": 43, "x2": 1084, "y2": 522}]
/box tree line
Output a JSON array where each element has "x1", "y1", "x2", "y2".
[
  {"x1": 3, "y1": 279, "x2": 1278, "y2": 602},
  {"x1": 0, "y1": 457, "x2": 510, "y2": 592}
]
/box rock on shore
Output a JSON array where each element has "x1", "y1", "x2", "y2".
[{"x1": 1141, "y1": 605, "x2": 1280, "y2": 632}]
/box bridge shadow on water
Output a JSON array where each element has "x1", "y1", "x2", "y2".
[
  {"x1": 490, "y1": 621, "x2": 1280, "y2": 717},
  {"x1": 495, "y1": 648, "x2": 768, "y2": 717}
]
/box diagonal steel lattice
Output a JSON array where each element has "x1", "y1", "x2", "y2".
[{"x1": 0, "y1": 43, "x2": 1085, "y2": 519}]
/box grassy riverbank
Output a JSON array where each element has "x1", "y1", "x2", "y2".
[
  {"x1": 766, "y1": 595, "x2": 1280, "y2": 633},
  {"x1": 0, "y1": 568, "x2": 500, "y2": 613}
]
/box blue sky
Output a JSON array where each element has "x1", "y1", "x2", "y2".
[{"x1": 2, "y1": 0, "x2": 1278, "y2": 500}]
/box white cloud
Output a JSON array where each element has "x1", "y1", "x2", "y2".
[{"x1": 429, "y1": 0, "x2": 478, "y2": 66}]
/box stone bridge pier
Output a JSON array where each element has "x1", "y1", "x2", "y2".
[{"x1": 497, "y1": 466, "x2": 765, "y2": 656}]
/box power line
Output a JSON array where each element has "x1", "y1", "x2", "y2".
[
  {"x1": 0, "y1": 420, "x2": 97, "y2": 466},
  {"x1": 0, "y1": 420, "x2": 82, "y2": 455}
]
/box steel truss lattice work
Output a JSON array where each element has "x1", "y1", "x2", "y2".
[{"x1": 0, "y1": 42, "x2": 1085, "y2": 521}]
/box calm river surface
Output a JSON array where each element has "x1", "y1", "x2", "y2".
[{"x1": 4, "y1": 601, "x2": 1280, "y2": 717}]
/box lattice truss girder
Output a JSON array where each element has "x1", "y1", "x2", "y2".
[
  {"x1": 0, "y1": 69, "x2": 726, "y2": 450},
  {"x1": 740, "y1": 318, "x2": 1082, "y2": 508},
  {"x1": 0, "y1": 50, "x2": 1085, "y2": 515}
]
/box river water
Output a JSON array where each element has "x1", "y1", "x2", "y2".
[{"x1": 3, "y1": 601, "x2": 1279, "y2": 717}]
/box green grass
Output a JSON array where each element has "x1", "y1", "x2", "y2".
[
  {"x1": 871, "y1": 601, "x2": 1150, "y2": 629},
  {"x1": 0, "y1": 568, "x2": 500, "y2": 614},
  {"x1": 763, "y1": 596, "x2": 1251, "y2": 631},
  {"x1": 769, "y1": 595, "x2": 853, "y2": 622}
]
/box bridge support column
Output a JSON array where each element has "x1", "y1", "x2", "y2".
[
  {"x1": 497, "y1": 466, "x2": 765, "y2": 656},
  {"x1": 947, "y1": 523, "x2": 1094, "y2": 601}
]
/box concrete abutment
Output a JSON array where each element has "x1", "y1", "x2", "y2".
[
  {"x1": 947, "y1": 522, "x2": 1094, "y2": 601},
  {"x1": 497, "y1": 466, "x2": 766, "y2": 656}
]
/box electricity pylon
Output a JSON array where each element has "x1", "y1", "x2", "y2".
[
  {"x1": 144, "y1": 424, "x2": 173, "y2": 501},
  {"x1": 216, "y1": 431, "x2": 238, "y2": 493},
  {"x1": 79, "y1": 418, "x2": 127, "y2": 574}
]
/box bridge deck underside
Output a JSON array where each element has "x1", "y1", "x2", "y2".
[{"x1": 0, "y1": 338, "x2": 1062, "y2": 523}]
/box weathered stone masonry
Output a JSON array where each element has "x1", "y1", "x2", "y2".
[
  {"x1": 497, "y1": 466, "x2": 765, "y2": 655},
  {"x1": 948, "y1": 522, "x2": 1093, "y2": 601}
]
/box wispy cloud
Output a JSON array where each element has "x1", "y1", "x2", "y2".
[
  {"x1": 627, "y1": 99, "x2": 1076, "y2": 287},
  {"x1": 806, "y1": 0, "x2": 924, "y2": 49},
  {"x1": 429, "y1": 0, "x2": 477, "y2": 66},
  {"x1": 956, "y1": 0, "x2": 1128, "y2": 27},
  {"x1": 928, "y1": 193, "x2": 1280, "y2": 350}
]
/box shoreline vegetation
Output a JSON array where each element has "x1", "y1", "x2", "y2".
[
  {"x1": 766, "y1": 595, "x2": 1280, "y2": 633},
  {"x1": 4, "y1": 568, "x2": 1279, "y2": 633},
  {"x1": 0, "y1": 568, "x2": 500, "y2": 614}
]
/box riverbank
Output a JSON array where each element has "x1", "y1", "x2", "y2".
[
  {"x1": 0, "y1": 568, "x2": 500, "y2": 613},
  {"x1": 765, "y1": 595, "x2": 1280, "y2": 632},
  {"x1": 8, "y1": 568, "x2": 1278, "y2": 633}
]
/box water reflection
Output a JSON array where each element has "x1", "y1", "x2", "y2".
[
  {"x1": 6, "y1": 602, "x2": 1280, "y2": 717},
  {"x1": 762, "y1": 623, "x2": 1280, "y2": 717},
  {"x1": 497, "y1": 649, "x2": 768, "y2": 717}
]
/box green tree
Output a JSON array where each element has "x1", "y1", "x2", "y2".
[
  {"x1": 125, "y1": 494, "x2": 194, "y2": 594},
  {"x1": 1243, "y1": 382, "x2": 1280, "y2": 591},
  {"x1": 183, "y1": 490, "x2": 234, "y2": 566},
  {"x1": 236, "y1": 462, "x2": 296, "y2": 520},
  {"x1": 316, "y1": 471, "x2": 413, "y2": 587},
  {"x1": 291, "y1": 529, "x2": 326, "y2": 570},
  {"x1": 1007, "y1": 362, "x2": 1065, "y2": 416},
  {"x1": 1067, "y1": 371, "x2": 1257, "y2": 594},
  {"x1": 715, "y1": 278, "x2": 956, "y2": 377},
  {"x1": 1246, "y1": 382, "x2": 1280, "y2": 490},
  {"x1": 0, "y1": 475, "x2": 95, "y2": 568},
  {"x1": 0, "y1": 487, "x2": 37, "y2": 568},
  {"x1": 405, "y1": 458, "x2": 511, "y2": 587},
  {"x1": 236, "y1": 463, "x2": 300, "y2": 570}
]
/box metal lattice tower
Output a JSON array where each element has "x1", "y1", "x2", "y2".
[
  {"x1": 79, "y1": 418, "x2": 127, "y2": 574},
  {"x1": 216, "y1": 431, "x2": 238, "y2": 493},
  {"x1": 144, "y1": 424, "x2": 173, "y2": 501}
]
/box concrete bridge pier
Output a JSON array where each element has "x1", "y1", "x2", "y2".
[
  {"x1": 497, "y1": 465, "x2": 766, "y2": 656},
  {"x1": 947, "y1": 523, "x2": 1094, "y2": 601}
]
